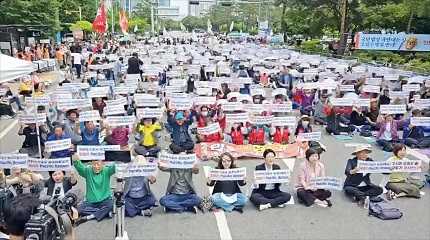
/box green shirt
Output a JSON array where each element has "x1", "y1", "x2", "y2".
[
  {"x1": 74, "y1": 160, "x2": 116, "y2": 203},
  {"x1": 388, "y1": 156, "x2": 408, "y2": 183}
]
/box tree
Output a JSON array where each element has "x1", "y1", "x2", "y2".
[
  {"x1": 181, "y1": 16, "x2": 206, "y2": 31},
  {"x1": 69, "y1": 20, "x2": 93, "y2": 32},
  {"x1": 129, "y1": 18, "x2": 149, "y2": 33}
]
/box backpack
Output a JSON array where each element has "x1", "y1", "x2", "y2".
[{"x1": 368, "y1": 201, "x2": 403, "y2": 220}]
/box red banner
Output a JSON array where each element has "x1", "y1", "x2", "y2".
[
  {"x1": 119, "y1": 10, "x2": 129, "y2": 34},
  {"x1": 93, "y1": 0, "x2": 107, "y2": 33}
]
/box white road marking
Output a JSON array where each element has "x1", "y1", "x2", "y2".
[
  {"x1": 281, "y1": 158, "x2": 296, "y2": 205},
  {"x1": 203, "y1": 166, "x2": 233, "y2": 240},
  {"x1": 0, "y1": 119, "x2": 18, "y2": 139}
]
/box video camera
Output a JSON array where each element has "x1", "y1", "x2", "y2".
[{"x1": 23, "y1": 188, "x2": 80, "y2": 240}]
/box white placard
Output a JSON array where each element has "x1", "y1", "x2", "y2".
[
  {"x1": 159, "y1": 152, "x2": 196, "y2": 169},
  {"x1": 26, "y1": 96, "x2": 51, "y2": 106},
  {"x1": 245, "y1": 104, "x2": 266, "y2": 113},
  {"x1": 271, "y1": 116, "x2": 296, "y2": 127},
  {"x1": 57, "y1": 98, "x2": 92, "y2": 110},
  {"x1": 236, "y1": 77, "x2": 253, "y2": 84},
  {"x1": 134, "y1": 94, "x2": 160, "y2": 107},
  {"x1": 272, "y1": 88, "x2": 287, "y2": 97},
  {"x1": 271, "y1": 103, "x2": 293, "y2": 113},
  {"x1": 362, "y1": 85, "x2": 380, "y2": 93},
  {"x1": 414, "y1": 99, "x2": 430, "y2": 109},
  {"x1": 389, "y1": 91, "x2": 409, "y2": 99},
  {"x1": 250, "y1": 115, "x2": 273, "y2": 125},
  {"x1": 193, "y1": 96, "x2": 216, "y2": 105},
  {"x1": 352, "y1": 99, "x2": 370, "y2": 107},
  {"x1": 170, "y1": 98, "x2": 193, "y2": 110},
  {"x1": 254, "y1": 169, "x2": 290, "y2": 184},
  {"x1": 62, "y1": 83, "x2": 83, "y2": 92},
  {"x1": 0, "y1": 154, "x2": 28, "y2": 168},
  {"x1": 28, "y1": 157, "x2": 71, "y2": 171},
  {"x1": 18, "y1": 113, "x2": 46, "y2": 124},
  {"x1": 106, "y1": 97, "x2": 127, "y2": 106},
  {"x1": 79, "y1": 110, "x2": 101, "y2": 122},
  {"x1": 169, "y1": 78, "x2": 187, "y2": 87},
  {"x1": 197, "y1": 122, "x2": 221, "y2": 135},
  {"x1": 297, "y1": 132, "x2": 321, "y2": 141},
  {"x1": 208, "y1": 167, "x2": 247, "y2": 181},
  {"x1": 250, "y1": 88, "x2": 265, "y2": 97},
  {"x1": 330, "y1": 98, "x2": 353, "y2": 106},
  {"x1": 45, "y1": 139, "x2": 71, "y2": 152},
  {"x1": 77, "y1": 145, "x2": 121, "y2": 160},
  {"x1": 309, "y1": 177, "x2": 342, "y2": 190},
  {"x1": 357, "y1": 160, "x2": 422, "y2": 173},
  {"x1": 339, "y1": 85, "x2": 355, "y2": 92},
  {"x1": 297, "y1": 82, "x2": 319, "y2": 89},
  {"x1": 411, "y1": 117, "x2": 430, "y2": 127},
  {"x1": 402, "y1": 84, "x2": 420, "y2": 92},
  {"x1": 221, "y1": 102, "x2": 244, "y2": 112},
  {"x1": 104, "y1": 104, "x2": 126, "y2": 116},
  {"x1": 116, "y1": 162, "x2": 158, "y2": 177},
  {"x1": 380, "y1": 104, "x2": 407, "y2": 114},
  {"x1": 114, "y1": 86, "x2": 135, "y2": 95},
  {"x1": 165, "y1": 85, "x2": 184, "y2": 93},
  {"x1": 106, "y1": 116, "x2": 136, "y2": 127},
  {"x1": 136, "y1": 108, "x2": 164, "y2": 119},
  {"x1": 365, "y1": 78, "x2": 382, "y2": 86},
  {"x1": 87, "y1": 87, "x2": 110, "y2": 98},
  {"x1": 318, "y1": 82, "x2": 338, "y2": 90},
  {"x1": 51, "y1": 93, "x2": 73, "y2": 102},
  {"x1": 344, "y1": 143, "x2": 372, "y2": 148},
  {"x1": 225, "y1": 113, "x2": 249, "y2": 123}
]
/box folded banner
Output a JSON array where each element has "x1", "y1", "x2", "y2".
[
  {"x1": 45, "y1": 138, "x2": 71, "y2": 152},
  {"x1": 28, "y1": 157, "x2": 71, "y2": 171},
  {"x1": 77, "y1": 145, "x2": 121, "y2": 160},
  {"x1": 0, "y1": 154, "x2": 28, "y2": 168},
  {"x1": 254, "y1": 169, "x2": 290, "y2": 184},
  {"x1": 159, "y1": 152, "x2": 196, "y2": 169},
  {"x1": 195, "y1": 142, "x2": 300, "y2": 159},
  {"x1": 208, "y1": 167, "x2": 246, "y2": 181},
  {"x1": 357, "y1": 160, "x2": 422, "y2": 173},
  {"x1": 79, "y1": 110, "x2": 101, "y2": 122},
  {"x1": 309, "y1": 177, "x2": 342, "y2": 190},
  {"x1": 116, "y1": 162, "x2": 158, "y2": 177},
  {"x1": 106, "y1": 116, "x2": 136, "y2": 127},
  {"x1": 197, "y1": 122, "x2": 221, "y2": 135},
  {"x1": 380, "y1": 104, "x2": 407, "y2": 114}
]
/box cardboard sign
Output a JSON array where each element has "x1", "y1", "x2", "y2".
[
  {"x1": 362, "y1": 85, "x2": 380, "y2": 93},
  {"x1": 18, "y1": 113, "x2": 46, "y2": 124},
  {"x1": 357, "y1": 160, "x2": 421, "y2": 173},
  {"x1": 271, "y1": 116, "x2": 296, "y2": 127},
  {"x1": 136, "y1": 108, "x2": 164, "y2": 119},
  {"x1": 208, "y1": 167, "x2": 247, "y2": 181},
  {"x1": 28, "y1": 157, "x2": 71, "y2": 171},
  {"x1": 159, "y1": 152, "x2": 196, "y2": 169},
  {"x1": 79, "y1": 110, "x2": 101, "y2": 122},
  {"x1": 380, "y1": 104, "x2": 407, "y2": 114},
  {"x1": 197, "y1": 122, "x2": 221, "y2": 135},
  {"x1": 250, "y1": 115, "x2": 273, "y2": 125},
  {"x1": 77, "y1": 145, "x2": 121, "y2": 160},
  {"x1": 411, "y1": 117, "x2": 430, "y2": 127},
  {"x1": 402, "y1": 84, "x2": 420, "y2": 92},
  {"x1": 104, "y1": 104, "x2": 126, "y2": 116},
  {"x1": 45, "y1": 139, "x2": 71, "y2": 152},
  {"x1": 225, "y1": 113, "x2": 249, "y2": 123},
  {"x1": 297, "y1": 132, "x2": 321, "y2": 141},
  {"x1": 254, "y1": 169, "x2": 290, "y2": 184},
  {"x1": 193, "y1": 96, "x2": 216, "y2": 105},
  {"x1": 116, "y1": 162, "x2": 158, "y2": 177},
  {"x1": 309, "y1": 177, "x2": 342, "y2": 190},
  {"x1": 57, "y1": 98, "x2": 92, "y2": 110},
  {"x1": 106, "y1": 116, "x2": 136, "y2": 127},
  {"x1": 0, "y1": 154, "x2": 28, "y2": 168},
  {"x1": 339, "y1": 84, "x2": 355, "y2": 92},
  {"x1": 271, "y1": 103, "x2": 293, "y2": 113},
  {"x1": 87, "y1": 87, "x2": 110, "y2": 98}
]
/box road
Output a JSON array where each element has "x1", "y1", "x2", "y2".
[{"x1": 0, "y1": 74, "x2": 429, "y2": 240}]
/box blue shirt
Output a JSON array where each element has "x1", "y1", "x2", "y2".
[
  {"x1": 81, "y1": 127, "x2": 100, "y2": 145},
  {"x1": 47, "y1": 133, "x2": 71, "y2": 158}
]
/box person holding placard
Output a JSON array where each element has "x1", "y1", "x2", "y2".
[
  {"x1": 167, "y1": 111, "x2": 195, "y2": 154},
  {"x1": 343, "y1": 146, "x2": 383, "y2": 206},
  {"x1": 250, "y1": 149, "x2": 291, "y2": 211},
  {"x1": 81, "y1": 121, "x2": 102, "y2": 146},
  {"x1": 134, "y1": 118, "x2": 162, "y2": 157},
  {"x1": 158, "y1": 159, "x2": 202, "y2": 213},
  {"x1": 403, "y1": 109, "x2": 430, "y2": 149},
  {"x1": 42, "y1": 170, "x2": 78, "y2": 200},
  {"x1": 294, "y1": 115, "x2": 312, "y2": 136},
  {"x1": 294, "y1": 89, "x2": 315, "y2": 116},
  {"x1": 363, "y1": 99, "x2": 379, "y2": 129},
  {"x1": 46, "y1": 124, "x2": 73, "y2": 159},
  {"x1": 295, "y1": 148, "x2": 332, "y2": 207},
  {"x1": 376, "y1": 114, "x2": 406, "y2": 152},
  {"x1": 92, "y1": 97, "x2": 106, "y2": 117},
  {"x1": 64, "y1": 110, "x2": 82, "y2": 145},
  {"x1": 386, "y1": 144, "x2": 424, "y2": 200},
  {"x1": 105, "y1": 125, "x2": 130, "y2": 149},
  {"x1": 196, "y1": 105, "x2": 222, "y2": 143},
  {"x1": 207, "y1": 153, "x2": 247, "y2": 213},
  {"x1": 18, "y1": 123, "x2": 48, "y2": 157},
  {"x1": 124, "y1": 156, "x2": 158, "y2": 217},
  {"x1": 72, "y1": 153, "x2": 116, "y2": 225}
]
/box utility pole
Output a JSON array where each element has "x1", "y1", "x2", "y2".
[
  {"x1": 151, "y1": 1, "x2": 155, "y2": 36},
  {"x1": 337, "y1": 0, "x2": 348, "y2": 55}
]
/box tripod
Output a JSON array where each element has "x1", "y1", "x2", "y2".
[{"x1": 113, "y1": 178, "x2": 128, "y2": 240}]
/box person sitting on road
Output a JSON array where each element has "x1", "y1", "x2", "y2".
[
  {"x1": 207, "y1": 153, "x2": 247, "y2": 213},
  {"x1": 158, "y1": 159, "x2": 202, "y2": 213},
  {"x1": 18, "y1": 122, "x2": 48, "y2": 157},
  {"x1": 105, "y1": 124, "x2": 130, "y2": 149},
  {"x1": 64, "y1": 109, "x2": 82, "y2": 145},
  {"x1": 295, "y1": 148, "x2": 332, "y2": 207},
  {"x1": 343, "y1": 146, "x2": 383, "y2": 206},
  {"x1": 403, "y1": 109, "x2": 430, "y2": 149},
  {"x1": 42, "y1": 170, "x2": 78, "y2": 200},
  {"x1": 134, "y1": 118, "x2": 162, "y2": 157},
  {"x1": 386, "y1": 143, "x2": 424, "y2": 200},
  {"x1": 167, "y1": 111, "x2": 195, "y2": 154},
  {"x1": 0, "y1": 95, "x2": 16, "y2": 118},
  {"x1": 4, "y1": 168, "x2": 43, "y2": 197},
  {"x1": 81, "y1": 121, "x2": 102, "y2": 145},
  {"x1": 46, "y1": 124, "x2": 73, "y2": 159},
  {"x1": 73, "y1": 153, "x2": 116, "y2": 225},
  {"x1": 295, "y1": 115, "x2": 312, "y2": 136},
  {"x1": 124, "y1": 156, "x2": 158, "y2": 217},
  {"x1": 0, "y1": 84, "x2": 24, "y2": 111},
  {"x1": 196, "y1": 105, "x2": 222, "y2": 143},
  {"x1": 250, "y1": 149, "x2": 291, "y2": 211},
  {"x1": 376, "y1": 114, "x2": 405, "y2": 152},
  {"x1": 92, "y1": 97, "x2": 106, "y2": 117}
]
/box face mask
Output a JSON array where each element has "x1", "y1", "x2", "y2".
[
  {"x1": 302, "y1": 121, "x2": 309, "y2": 127},
  {"x1": 201, "y1": 111, "x2": 208, "y2": 117}
]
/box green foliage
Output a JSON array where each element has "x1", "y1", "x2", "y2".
[
  {"x1": 181, "y1": 16, "x2": 207, "y2": 31},
  {"x1": 69, "y1": 20, "x2": 93, "y2": 32},
  {"x1": 129, "y1": 18, "x2": 149, "y2": 33}
]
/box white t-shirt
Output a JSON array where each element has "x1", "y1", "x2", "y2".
[
  {"x1": 71, "y1": 53, "x2": 82, "y2": 65},
  {"x1": 52, "y1": 182, "x2": 65, "y2": 199},
  {"x1": 264, "y1": 164, "x2": 275, "y2": 190}
]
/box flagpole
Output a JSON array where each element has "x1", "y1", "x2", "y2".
[{"x1": 111, "y1": 1, "x2": 115, "y2": 34}]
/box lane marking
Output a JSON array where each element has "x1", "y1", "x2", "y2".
[
  {"x1": 0, "y1": 119, "x2": 18, "y2": 139},
  {"x1": 281, "y1": 158, "x2": 296, "y2": 204},
  {"x1": 203, "y1": 166, "x2": 233, "y2": 240}
]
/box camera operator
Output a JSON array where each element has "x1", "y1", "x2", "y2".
[
  {"x1": 1, "y1": 168, "x2": 43, "y2": 197},
  {"x1": 3, "y1": 194, "x2": 40, "y2": 240}
]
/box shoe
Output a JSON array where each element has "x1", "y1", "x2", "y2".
[
  {"x1": 315, "y1": 200, "x2": 328, "y2": 208},
  {"x1": 188, "y1": 206, "x2": 198, "y2": 214},
  {"x1": 326, "y1": 200, "x2": 332, "y2": 207},
  {"x1": 233, "y1": 207, "x2": 243, "y2": 213},
  {"x1": 259, "y1": 203, "x2": 271, "y2": 211},
  {"x1": 73, "y1": 217, "x2": 88, "y2": 227},
  {"x1": 277, "y1": 203, "x2": 286, "y2": 208},
  {"x1": 386, "y1": 190, "x2": 395, "y2": 201},
  {"x1": 108, "y1": 211, "x2": 113, "y2": 218},
  {"x1": 143, "y1": 209, "x2": 152, "y2": 217}
]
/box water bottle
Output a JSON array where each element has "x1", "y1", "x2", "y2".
[{"x1": 364, "y1": 196, "x2": 370, "y2": 209}]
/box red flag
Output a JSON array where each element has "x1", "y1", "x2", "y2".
[
  {"x1": 92, "y1": 0, "x2": 107, "y2": 33},
  {"x1": 119, "y1": 10, "x2": 129, "y2": 34}
]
